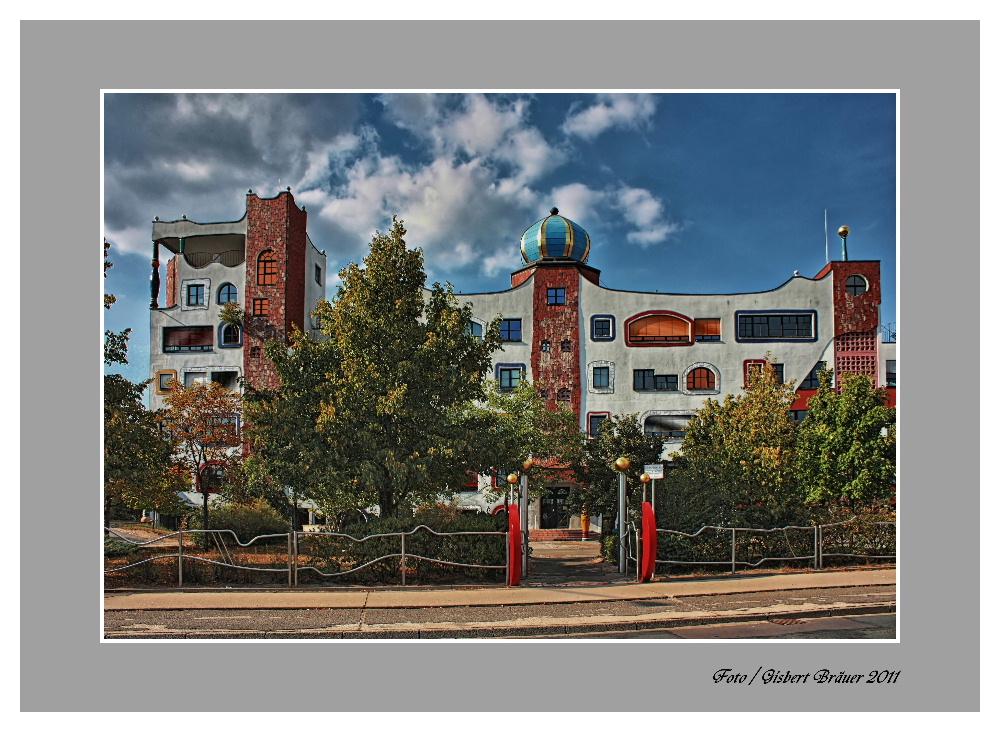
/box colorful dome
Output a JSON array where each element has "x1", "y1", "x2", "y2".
[{"x1": 520, "y1": 208, "x2": 591, "y2": 264}]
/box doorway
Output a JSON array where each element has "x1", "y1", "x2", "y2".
[{"x1": 541, "y1": 486, "x2": 571, "y2": 529}]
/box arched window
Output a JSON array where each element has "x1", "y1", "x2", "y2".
[
  {"x1": 218, "y1": 283, "x2": 238, "y2": 303},
  {"x1": 846, "y1": 274, "x2": 869, "y2": 295},
  {"x1": 257, "y1": 251, "x2": 278, "y2": 285},
  {"x1": 220, "y1": 324, "x2": 242, "y2": 347},
  {"x1": 686, "y1": 367, "x2": 715, "y2": 391},
  {"x1": 626, "y1": 312, "x2": 693, "y2": 345}
]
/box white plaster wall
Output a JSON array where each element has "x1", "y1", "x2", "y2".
[
  {"x1": 305, "y1": 236, "x2": 327, "y2": 336},
  {"x1": 457, "y1": 279, "x2": 536, "y2": 381}
]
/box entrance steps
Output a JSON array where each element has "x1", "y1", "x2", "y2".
[{"x1": 529, "y1": 529, "x2": 598, "y2": 542}]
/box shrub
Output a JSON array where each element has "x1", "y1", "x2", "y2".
[
  {"x1": 188, "y1": 499, "x2": 289, "y2": 543},
  {"x1": 104, "y1": 537, "x2": 139, "y2": 558}
]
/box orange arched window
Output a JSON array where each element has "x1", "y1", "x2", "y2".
[
  {"x1": 257, "y1": 251, "x2": 278, "y2": 285},
  {"x1": 687, "y1": 367, "x2": 715, "y2": 391},
  {"x1": 627, "y1": 313, "x2": 692, "y2": 344}
]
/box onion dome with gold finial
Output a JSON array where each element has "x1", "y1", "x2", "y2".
[{"x1": 520, "y1": 207, "x2": 591, "y2": 264}]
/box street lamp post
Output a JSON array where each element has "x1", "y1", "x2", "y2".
[{"x1": 615, "y1": 457, "x2": 630, "y2": 573}]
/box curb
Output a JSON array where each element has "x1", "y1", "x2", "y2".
[{"x1": 103, "y1": 601, "x2": 895, "y2": 640}]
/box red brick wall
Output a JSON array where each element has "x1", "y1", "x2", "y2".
[
  {"x1": 165, "y1": 256, "x2": 177, "y2": 309},
  {"x1": 828, "y1": 261, "x2": 882, "y2": 384},
  {"x1": 530, "y1": 265, "x2": 582, "y2": 418},
  {"x1": 243, "y1": 191, "x2": 308, "y2": 391}
]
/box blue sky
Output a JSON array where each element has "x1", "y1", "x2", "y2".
[{"x1": 103, "y1": 92, "x2": 896, "y2": 386}]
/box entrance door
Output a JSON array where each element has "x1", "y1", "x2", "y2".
[{"x1": 541, "y1": 486, "x2": 571, "y2": 529}]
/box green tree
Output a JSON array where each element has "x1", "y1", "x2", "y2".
[
  {"x1": 567, "y1": 414, "x2": 664, "y2": 523},
  {"x1": 795, "y1": 370, "x2": 896, "y2": 509},
  {"x1": 245, "y1": 218, "x2": 507, "y2": 519},
  {"x1": 672, "y1": 360, "x2": 801, "y2": 524},
  {"x1": 104, "y1": 240, "x2": 183, "y2": 525}
]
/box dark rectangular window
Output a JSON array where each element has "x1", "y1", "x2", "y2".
[
  {"x1": 163, "y1": 326, "x2": 214, "y2": 352},
  {"x1": 186, "y1": 284, "x2": 205, "y2": 306},
  {"x1": 773, "y1": 363, "x2": 785, "y2": 383},
  {"x1": 547, "y1": 288, "x2": 566, "y2": 305},
  {"x1": 886, "y1": 360, "x2": 896, "y2": 387},
  {"x1": 500, "y1": 319, "x2": 522, "y2": 342},
  {"x1": 593, "y1": 366, "x2": 610, "y2": 389},
  {"x1": 654, "y1": 374, "x2": 679, "y2": 391},
  {"x1": 589, "y1": 414, "x2": 608, "y2": 436},
  {"x1": 211, "y1": 371, "x2": 239, "y2": 390},
  {"x1": 801, "y1": 361, "x2": 826, "y2": 390},
  {"x1": 499, "y1": 367, "x2": 522, "y2": 391},
  {"x1": 593, "y1": 318, "x2": 612, "y2": 339},
  {"x1": 315, "y1": 263, "x2": 322, "y2": 285},
  {"x1": 634, "y1": 369, "x2": 655, "y2": 391},
  {"x1": 738, "y1": 313, "x2": 814, "y2": 339}
]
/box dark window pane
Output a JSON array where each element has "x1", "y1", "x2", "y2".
[
  {"x1": 593, "y1": 318, "x2": 612, "y2": 338},
  {"x1": 501, "y1": 319, "x2": 522, "y2": 341},
  {"x1": 593, "y1": 367, "x2": 609, "y2": 388}
]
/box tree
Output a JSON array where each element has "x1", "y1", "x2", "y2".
[
  {"x1": 104, "y1": 240, "x2": 183, "y2": 525},
  {"x1": 245, "y1": 218, "x2": 508, "y2": 519},
  {"x1": 672, "y1": 360, "x2": 801, "y2": 524},
  {"x1": 567, "y1": 414, "x2": 664, "y2": 524},
  {"x1": 795, "y1": 370, "x2": 896, "y2": 509},
  {"x1": 160, "y1": 380, "x2": 244, "y2": 484}
]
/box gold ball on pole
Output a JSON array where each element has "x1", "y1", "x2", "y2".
[
  {"x1": 640, "y1": 473, "x2": 651, "y2": 483},
  {"x1": 838, "y1": 225, "x2": 851, "y2": 238},
  {"x1": 506, "y1": 473, "x2": 520, "y2": 485},
  {"x1": 614, "y1": 457, "x2": 631, "y2": 471},
  {"x1": 522, "y1": 458, "x2": 533, "y2": 472}
]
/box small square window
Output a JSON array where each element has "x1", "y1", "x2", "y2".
[
  {"x1": 156, "y1": 371, "x2": 177, "y2": 394},
  {"x1": 252, "y1": 298, "x2": 270, "y2": 316},
  {"x1": 593, "y1": 366, "x2": 610, "y2": 389},
  {"x1": 561, "y1": 340, "x2": 572, "y2": 352},
  {"x1": 547, "y1": 288, "x2": 566, "y2": 305},
  {"x1": 593, "y1": 319, "x2": 612, "y2": 338},
  {"x1": 588, "y1": 414, "x2": 608, "y2": 436},
  {"x1": 557, "y1": 388, "x2": 571, "y2": 402},
  {"x1": 466, "y1": 322, "x2": 483, "y2": 341},
  {"x1": 184, "y1": 372, "x2": 209, "y2": 388},
  {"x1": 500, "y1": 319, "x2": 522, "y2": 342},
  {"x1": 499, "y1": 367, "x2": 522, "y2": 391},
  {"x1": 541, "y1": 340, "x2": 551, "y2": 352},
  {"x1": 186, "y1": 284, "x2": 205, "y2": 307}
]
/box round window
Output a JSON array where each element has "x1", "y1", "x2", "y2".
[{"x1": 846, "y1": 274, "x2": 868, "y2": 296}]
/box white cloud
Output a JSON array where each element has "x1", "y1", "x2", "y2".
[
  {"x1": 550, "y1": 183, "x2": 605, "y2": 221},
  {"x1": 613, "y1": 186, "x2": 680, "y2": 247},
  {"x1": 104, "y1": 226, "x2": 150, "y2": 258},
  {"x1": 562, "y1": 94, "x2": 657, "y2": 141}
]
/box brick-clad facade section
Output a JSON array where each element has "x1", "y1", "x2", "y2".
[
  {"x1": 824, "y1": 260, "x2": 882, "y2": 384},
  {"x1": 165, "y1": 257, "x2": 177, "y2": 309},
  {"x1": 243, "y1": 191, "x2": 308, "y2": 391},
  {"x1": 530, "y1": 264, "x2": 583, "y2": 418}
]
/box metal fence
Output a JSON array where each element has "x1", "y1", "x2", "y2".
[
  {"x1": 642, "y1": 516, "x2": 895, "y2": 575},
  {"x1": 104, "y1": 525, "x2": 507, "y2": 588}
]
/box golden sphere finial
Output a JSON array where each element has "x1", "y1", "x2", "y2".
[
  {"x1": 506, "y1": 473, "x2": 520, "y2": 485},
  {"x1": 614, "y1": 457, "x2": 631, "y2": 471},
  {"x1": 838, "y1": 225, "x2": 850, "y2": 238},
  {"x1": 640, "y1": 473, "x2": 651, "y2": 483},
  {"x1": 522, "y1": 458, "x2": 533, "y2": 472}
]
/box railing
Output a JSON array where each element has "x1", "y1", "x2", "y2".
[
  {"x1": 104, "y1": 525, "x2": 508, "y2": 588},
  {"x1": 881, "y1": 322, "x2": 896, "y2": 343},
  {"x1": 183, "y1": 250, "x2": 246, "y2": 268},
  {"x1": 652, "y1": 517, "x2": 895, "y2": 575}
]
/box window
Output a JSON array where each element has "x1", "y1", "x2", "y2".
[
  {"x1": 186, "y1": 283, "x2": 206, "y2": 307},
  {"x1": 217, "y1": 283, "x2": 238, "y2": 304},
  {"x1": 315, "y1": 263, "x2": 323, "y2": 285},
  {"x1": 466, "y1": 322, "x2": 483, "y2": 340},
  {"x1": 788, "y1": 410, "x2": 809, "y2": 423},
  {"x1": 203, "y1": 416, "x2": 240, "y2": 447},
  {"x1": 252, "y1": 298, "x2": 270, "y2": 316},
  {"x1": 561, "y1": 339, "x2": 572, "y2": 352},
  {"x1": 592, "y1": 366, "x2": 610, "y2": 389},
  {"x1": 539, "y1": 388, "x2": 549, "y2": 398},
  {"x1": 590, "y1": 315, "x2": 615, "y2": 341},
  {"x1": 886, "y1": 360, "x2": 896, "y2": 387},
  {"x1": 541, "y1": 340, "x2": 551, "y2": 352},
  {"x1": 557, "y1": 388, "x2": 571, "y2": 402},
  {"x1": 626, "y1": 312, "x2": 692, "y2": 345},
  {"x1": 498, "y1": 367, "x2": 522, "y2": 391},
  {"x1": 155, "y1": 370, "x2": 177, "y2": 394},
  {"x1": 633, "y1": 369, "x2": 678, "y2": 391},
  {"x1": 644, "y1": 414, "x2": 691, "y2": 441},
  {"x1": 547, "y1": 288, "x2": 566, "y2": 305},
  {"x1": 800, "y1": 361, "x2": 827, "y2": 390},
  {"x1": 257, "y1": 251, "x2": 278, "y2": 285},
  {"x1": 184, "y1": 372, "x2": 209, "y2": 388},
  {"x1": 687, "y1": 367, "x2": 715, "y2": 391},
  {"x1": 250, "y1": 345, "x2": 262, "y2": 359},
  {"x1": 163, "y1": 326, "x2": 213, "y2": 352},
  {"x1": 500, "y1": 319, "x2": 522, "y2": 342},
  {"x1": 588, "y1": 413, "x2": 609, "y2": 437},
  {"x1": 737, "y1": 312, "x2": 816, "y2": 341},
  {"x1": 464, "y1": 473, "x2": 481, "y2": 491},
  {"x1": 744, "y1": 360, "x2": 784, "y2": 386},
  {"x1": 211, "y1": 371, "x2": 240, "y2": 390},
  {"x1": 219, "y1": 324, "x2": 242, "y2": 348},
  {"x1": 846, "y1": 275, "x2": 869, "y2": 296},
  {"x1": 694, "y1": 318, "x2": 721, "y2": 342}
]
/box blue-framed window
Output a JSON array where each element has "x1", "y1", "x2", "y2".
[
  {"x1": 590, "y1": 314, "x2": 616, "y2": 341},
  {"x1": 500, "y1": 319, "x2": 522, "y2": 342},
  {"x1": 547, "y1": 288, "x2": 566, "y2": 305},
  {"x1": 496, "y1": 363, "x2": 526, "y2": 391},
  {"x1": 219, "y1": 323, "x2": 243, "y2": 348},
  {"x1": 735, "y1": 311, "x2": 817, "y2": 342},
  {"x1": 217, "y1": 283, "x2": 238, "y2": 304}
]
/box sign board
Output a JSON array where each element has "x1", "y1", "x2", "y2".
[{"x1": 644, "y1": 464, "x2": 664, "y2": 480}]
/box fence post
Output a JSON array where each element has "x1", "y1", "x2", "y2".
[
  {"x1": 818, "y1": 525, "x2": 824, "y2": 569},
  {"x1": 293, "y1": 531, "x2": 299, "y2": 588},
  {"x1": 287, "y1": 532, "x2": 293, "y2": 587},
  {"x1": 178, "y1": 528, "x2": 184, "y2": 588},
  {"x1": 731, "y1": 528, "x2": 736, "y2": 575},
  {"x1": 401, "y1": 532, "x2": 407, "y2": 587},
  {"x1": 813, "y1": 525, "x2": 819, "y2": 570}
]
